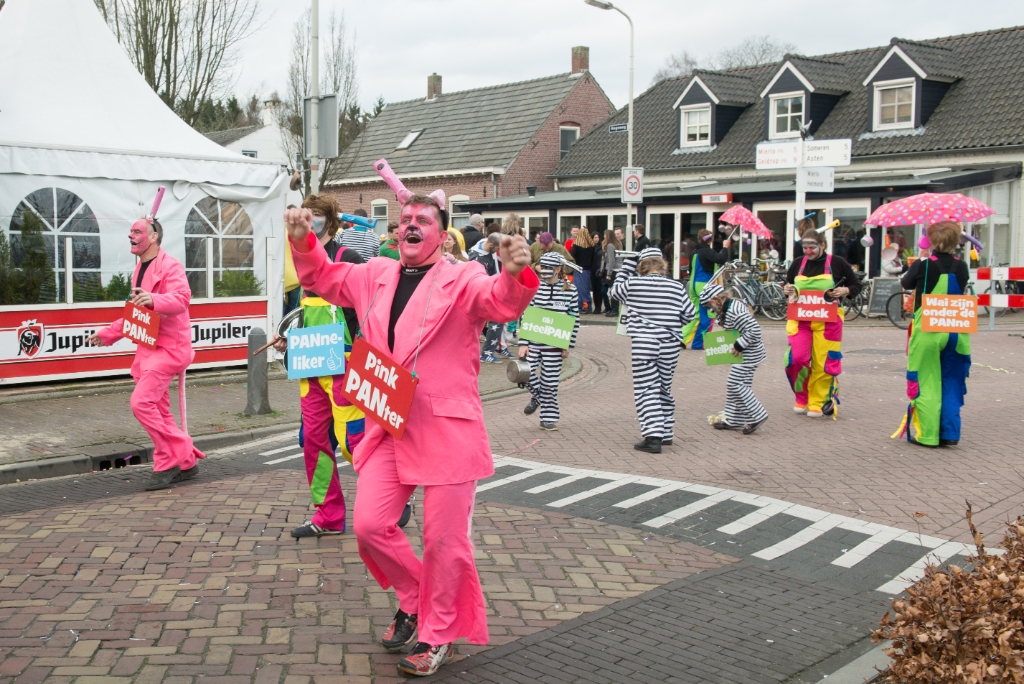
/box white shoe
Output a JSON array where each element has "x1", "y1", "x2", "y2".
[
  {"x1": 807, "y1": 410, "x2": 823, "y2": 418},
  {"x1": 793, "y1": 405, "x2": 807, "y2": 414}
]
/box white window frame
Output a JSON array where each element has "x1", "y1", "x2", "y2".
[
  {"x1": 370, "y1": 199, "x2": 389, "y2": 228},
  {"x1": 559, "y1": 126, "x2": 580, "y2": 159},
  {"x1": 448, "y1": 194, "x2": 470, "y2": 228},
  {"x1": 396, "y1": 130, "x2": 422, "y2": 150},
  {"x1": 768, "y1": 91, "x2": 804, "y2": 140},
  {"x1": 873, "y1": 78, "x2": 916, "y2": 131},
  {"x1": 678, "y1": 104, "x2": 712, "y2": 147}
]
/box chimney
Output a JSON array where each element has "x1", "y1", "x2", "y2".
[
  {"x1": 261, "y1": 98, "x2": 282, "y2": 127},
  {"x1": 427, "y1": 73, "x2": 442, "y2": 100},
  {"x1": 571, "y1": 46, "x2": 590, "y2": 75}
]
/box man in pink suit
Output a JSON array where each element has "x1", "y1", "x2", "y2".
[
  {"x1": 285, "y1": 190, "x2": 537, "y2": 677},
  {"x1": 86, "y1": 218, "x2": 203, "y2": 491}
]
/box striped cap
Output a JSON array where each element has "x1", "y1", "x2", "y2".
[
  {"x1": 539, "y1": 251, "x2": 581, "y2": 272},
  {"x1": 698, "y1": 282, "x2": 725, "y2": 306},
  {"x1": 637, "y1": 247, "x2": 663, "y2": 262}
]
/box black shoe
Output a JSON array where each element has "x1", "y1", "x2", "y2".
[
  {"x1": 939, "y1": 439, "x2": 959, "y2": 446},
  {"x1": 540, "y1": 422, "x2": 558, "y2": 431},
  {"x1": 382, "y1": 609, "x2": 418, "y2": 652},
  {"x1": 398, "y1": 503, "x2": 412, "y2": 528},
  {"x1": 180, "y1": 464, "x2": 199, "y2": 480},
  {"x1": 144, "y1": 466, "x2": 181, "y2": 491},
  {"x1": 604, "y1": 310, "x2": 618, "y2": 317},
  {"x1": 524, "y1": 398, "x2": 540, "y2": 415},
  {"x1": 743, "y1": 417, "x2": 768, "y2": 435},
  {"x1": 713, "y1": 421, "x2": 737, "y2": 430},
  {"x1": 633, "y1": 437, "x2": 662, "y2": 454},
  {"x1": 290, "y1": 521, "x2": 344, "y2": 538}
]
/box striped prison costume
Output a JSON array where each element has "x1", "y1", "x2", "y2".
[
  {"x1": 336, "y1": 228, "x2": 382, "y2": 263},
  {"x1": 719, "y1": 299, "x2": 769, "y2": 428},
  {"x1": 610, "y1": 250, "x2": 695, "y2": 440},
  {"x1": 523, "y1": 281, "x2": 579, "y2": 424}
]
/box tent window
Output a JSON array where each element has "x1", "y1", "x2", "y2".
[
  {"x1": 185, "y1": 197, "x2": 257, "y2": 298},
  {"x1": 6, "y1": 187, "x2": 103, "y2": 304}
]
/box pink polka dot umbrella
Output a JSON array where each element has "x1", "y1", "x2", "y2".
[
  {"x1": 719, "y1": 205, "x2": 773, "y2": 239},
  {"x1": 864, "y1": 192, "x2": 994, "y2": 227}
]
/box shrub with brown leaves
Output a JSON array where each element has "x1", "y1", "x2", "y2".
[{"x1": 873, "y1": 503, "x2": 1024, "y2": 683}]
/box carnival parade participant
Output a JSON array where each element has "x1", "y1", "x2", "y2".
[
  {"x1": 271, "y1": 194, "x2": 369, "y2": 538},
  {"x1": 85, "y1": 211, "x2": 203, "y2": 491},
  {"x1": 520, "y1": 252, "x2": 580, "y2": 431},
  {"x1": 700, "y1": 283, "x2": 769, "y2": 434},
  {"x1": 894, "y1": 221, "x2": 971, "y2": 447},
  {"x1": 285, "y1": 159, "x2": 537, "y2": 677},
  {"x1": 783, "y1": 221, "x2": 861, "y2": 418},
  {"x1": 338, "y1": 208, "x2": 383, "y2": 262},
  {"x1": 610, "y1": 247, "x2": 695, "y2": 454},
  {"x1": 682, "y1": 228, "x2": 732, "y2": 350}
]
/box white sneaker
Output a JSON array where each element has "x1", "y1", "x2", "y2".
[
  {"x1": 793, "y1": 405, "x2": 808, "y2": 414},
  {"x1": 807, "y1": 410, "x2": 823, "y2": 418},
  {"x1": 398, "y1": 642, "x2": 454, "y2": 676}
]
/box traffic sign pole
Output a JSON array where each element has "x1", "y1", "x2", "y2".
[{"x1": 792, "y1": 137, "x2": 804, "y2": 264}]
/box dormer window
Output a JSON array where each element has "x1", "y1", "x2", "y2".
[
  {"x1": 873, "y1": 79, "x2": 915, "y2": 130},
  {"x1": 396, "y1": 130, "x2": 422, "y2": 150},
  {"x1": 680, "y1": 105, "x2": 711, "y2": 147},
  {"x1": 770, "y1": 93, "x2": 803, "y2": 139}
]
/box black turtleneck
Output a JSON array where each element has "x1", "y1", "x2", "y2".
[
  {"x1": 785, "y1": 252, "x2": 862, "y2": 299},
  {"x1": 388, "y1": 264, "x2": 432, "y2": 351}
]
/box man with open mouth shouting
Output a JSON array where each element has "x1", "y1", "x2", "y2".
[{"x1": 284, "y1": 159, "x2": 537, "y2": 677}]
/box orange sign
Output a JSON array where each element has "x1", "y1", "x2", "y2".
[
  {"x1": 122, "y1": 302, "x2": 160, "y2": 349},
  {"x1": 920, "y1": 294, "x2": 978, "y2": 334},
  {"x1": 342, "y1": 337, "x2": 418, "y2": 440},
  {"x1": 787, "y1": 290, "x2": 838, "y2": 322}
]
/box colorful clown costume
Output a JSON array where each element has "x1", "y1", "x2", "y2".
[
  {"x1": 785, "y1": 256, "x2": 844, "y2": 416},
  {"x1": 681, "y1": 251, "x2": 716, "y2": 349},
  {"x1": 895, "y1": 257, "x2": 971, "y2": 446}
]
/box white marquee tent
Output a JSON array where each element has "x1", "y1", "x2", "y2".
[{"x1": 0, "y1": 0, "x2": 287, "y2": 313}]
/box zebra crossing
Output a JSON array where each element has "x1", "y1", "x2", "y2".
[{"x1": 479, "y1": 456, "x2": 987, "y2": 596}]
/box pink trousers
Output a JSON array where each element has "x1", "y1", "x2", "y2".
[
  {"x1": 353, "y1": 437, "x2": 488, "y2": 645},
  {"x1": 131, "y1": 369, "x2": 204, "y2": 473}
]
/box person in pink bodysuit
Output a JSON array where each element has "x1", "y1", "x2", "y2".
[
  {"x1": 86, "y1": 218, "x2": 203, "y2": 491},
  {"x1": 285, "y1": 164, "x2": 537, "y2": 677}
]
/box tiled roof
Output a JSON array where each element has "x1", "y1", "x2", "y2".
[
  {"x1": 692, "y1": 70, "x2": 757, "y2": 104},
  {"x1": 893, "y1": 38, "x2": 963, "y2": 80},
  {"x1": 554, "y1": 25, "x2": 1024, "y2": 178},
  {"x1": 329, "y1": 73, "x2": 601, "y2": 182},
  {"x1": 787, "y1": 55, "x2": 850, "y2": 93},
  {"x1": 203, "y1": 125, "x2": 260, "y2": 146}
]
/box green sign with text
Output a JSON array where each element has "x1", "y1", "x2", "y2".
[
  {"x1": 519, "y1": 306, "x2": 575, "y2": 349},
  {"x1": 704, "y1": 330, "x2": 743, "y2": 366}
]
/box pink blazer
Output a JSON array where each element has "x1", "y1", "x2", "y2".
[
  {"x1": 291, "y1": 233, "x2": 539, "y2": 485},
  {"x1": 97, "y1": 249, "x2": 194, "y2": 377}
]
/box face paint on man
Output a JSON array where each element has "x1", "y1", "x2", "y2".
[
  {"x1": 398, "y1": 202, "x2": 445, "y2": 267},
  {"x1": 311, "y1": 214, "x2": 328, "y2": 237},
  {"x1": 129, "y1": 219, "x2": 155, "y2": 256}
]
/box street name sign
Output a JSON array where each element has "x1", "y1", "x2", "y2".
[
  {"x1": 755, "y1": 139, "x2": 852, "y2": 169},
  {"x1": 609, "y1": 123, "x2": 629, "y2": 133},
  {"x1": 755, "y1": 141, "x2": 800, "y2": 169}
]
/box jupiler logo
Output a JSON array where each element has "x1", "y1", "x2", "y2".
[{"x1": 17, "y1": 320, "x2": 44, "y2": 357}]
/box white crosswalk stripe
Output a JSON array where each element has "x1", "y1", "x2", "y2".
[
  {"x1": 547, "y1": 477, "x2": 640, "y2": 508},
  {"x1": 477, "y1": 468, "x2": 552, "y2": 492},
  {"x1": 642, "y1": 490, "x2": 734, "y2": 528},
  {"x1": 260, "y1": 444, "x2": 302, "y2": 456},
  {"x1": 264, "y1": 451, "x2": 304, "y2": 465},
  {"x1": 752, "y1": 513, "x2": 848, "y2": 560},
  {"x1": 524, "y1": 474, "x2": 590, "y2": 494},
  {"x1": 876, "y1": 541, "x2": 971, "y2": 595}
]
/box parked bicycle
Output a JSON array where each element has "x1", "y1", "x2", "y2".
[
  {"x1": 886, "y1": 289, "x2": 913, "y2": 329},
  {"x1": 840, "y1": 271, "x2": 871, "y2": 321},
  {"x1": 721, "y1": 260, "x2": 788, "y2": 321}
]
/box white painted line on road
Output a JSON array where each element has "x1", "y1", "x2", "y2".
[
  {"x1": 612, "y1": 484, "x2": 685, "y2": 509},
  {"x1": 877, "y1": 540, "x2": 970, "y2": 595},
  {"x1": 718, "y1": 502, "x2": 792, "y2": 535},
  {"x1": 752, "y1": 513, "x2": 848, "y2": 561},
  {"x1": 524, "y1": 474, "x2": 590, "y2": 494},
  {"x1": 477, "y1": 468, "x2": 551, "y2": 492},
  {"x1": 264, "y1": 453, "x2": 304, "y2": 465},
  {"x1": 832, "y1": 527, "x2": 906, "y2": 568},
  {"x1": 547, "y1": 477, "x2": 640, "y2": 508},
  {"x1": 206, "y1": 431, "x2": 296, "y2": 456},
  {"x1": 642, "y1": 490, "x2": 733, "y2": 529},
  {"x1": 260, "y1": 444, "x2": 301, "y2": 456}
]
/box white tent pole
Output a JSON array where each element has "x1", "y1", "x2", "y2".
[
  {"x1": 64, "y1": 237, "x2": 74, "y2": 304},
  {"x1": 206, "y1": 237, "x2": 214, "y2": 299}
]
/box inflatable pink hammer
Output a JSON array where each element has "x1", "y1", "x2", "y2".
[
  {"x1": 374, "y1": 158, "x2": 446, "y2": 211},
  {"x1": 148, "y1": 186, "x2": 166, "y2": 220}
]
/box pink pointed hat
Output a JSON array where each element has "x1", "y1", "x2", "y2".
[{"x1": 374, "y1": 158, "x2": 446, "y2": 210}]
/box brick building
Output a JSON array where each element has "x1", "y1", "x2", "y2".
[{"x1": 323, "y1": 46, "x2": 615, "y2": 237}]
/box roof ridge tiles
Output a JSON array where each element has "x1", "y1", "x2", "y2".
[
  {"x1": 383, "y1": 72, "x2": 573, "y2": 108},
  {"x1": 783, "y1": 53, "x2": 846, "y2": 65}
]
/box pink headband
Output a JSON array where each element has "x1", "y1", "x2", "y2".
[{"x1": 374, "y1": 158, "x2": 446, "y2": 211}]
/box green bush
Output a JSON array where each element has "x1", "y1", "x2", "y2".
[
  {"x1": 0, "y1": 214, "x2": 56, "y2": 305},
  {"x1": 104, "y1": 273, "x2": 133, "y2": 301},
  {"x1": 214, "y1": 270, "x2": 264, "y2": 297}
]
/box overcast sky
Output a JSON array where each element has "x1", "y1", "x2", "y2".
[{"x1": 234, "y1": 0, "x2": 1024, "y2": 111}]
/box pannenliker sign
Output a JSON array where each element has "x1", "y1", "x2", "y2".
[
  {"x1": 919, "y1": 294, "x2": 978, "y2": 333},
  {"x1": 704, "y1": 330, "x2": 743, "y2": 366},
  {"x1": 519, "y1": 306, "x2": 576, "y2": 349},
  {"x1": 286, "y1": 323, "x2": 347, "y2": 380},
  {"x1": 787, "y1": 291, "x2": 838, "y2": 322},
  {"x1": 122, "y1": 302, "x2": 160, "y2": 349}
]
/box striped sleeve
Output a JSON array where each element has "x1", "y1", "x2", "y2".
[
  {"x1": 728, "y1": 303, "x2": 761, "y2": 351},
  {"x1": 566, "y1": 284, "x2": 580, "y2": 348}
]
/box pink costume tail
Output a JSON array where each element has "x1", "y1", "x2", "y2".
[{"x1": 374, "y1": 158, "x2": 446, "y2": 209}]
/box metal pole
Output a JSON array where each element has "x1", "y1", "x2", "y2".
[
  {"x1": 64, "y1": 237, "x2": 74, "y2": 304},
  {"x1": 794, "y1": 137, "x2": 805, "y2": 247},
  {"x1": 310, "y1": 0, "x2": 320, "y2": 194},
  {"x1": 987, "y1": 197, "x2": 997, "y2": 330},
  {"x1": 620, "y1": 6, "x2": 634, "y2": 251}
]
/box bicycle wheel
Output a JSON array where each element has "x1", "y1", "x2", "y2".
[
  {"x1": 761, "y1": 283, "x2": 789, "y2": 321},
  {"x1": 886, "y1": 291, "x2": 911, "y2": 329},
  {"x1": 984, "y1": 283, "x2": 1009, "y2": 317},
  {"x1": 841, "y1": 295, "x2": 860, "y2": 321}
]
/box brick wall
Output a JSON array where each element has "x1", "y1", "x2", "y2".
[{"x1": 322, "y1": 72, "x2": 615, "y2": 222}]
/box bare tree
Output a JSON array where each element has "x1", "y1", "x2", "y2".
[
  {"x1": 651, "y1": 35, "x2": 797, "y2": 85},
  {"x1": 94, "y1": 0, "x2": 261, "y2": 127}
]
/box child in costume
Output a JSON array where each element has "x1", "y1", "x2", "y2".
[
  {"x1": 894, "y1": 221, "x2": 971, "y2": 447},
  {"x1": 611, "y1": 247, "x2": 696, "y2": 454},
  {"x1": 783, "y1": 222, "x2": 861, "y2": 418},
  {"x1": 700, "y1": 283, "x2": 769, "y2": 434},
  {"x1": 520, "y1": 252, "x2": 580, "y2": 431},
  {"x1": 682, "y1": 228, "x2": 732, "y2": 350}
]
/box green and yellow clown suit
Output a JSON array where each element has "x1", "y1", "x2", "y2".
[
  {"x1": 681, "y1": 252, "x2": 716, "y2": 349},
  {"x1": 894, "y1": 257, "x2": 971, "y2": 446},
  {"x1": 297, "y1": 289, "x2": 365, "y2": 532},
  {"x1": 785, "y1": 256, "x2": 843, "y2": 416}
]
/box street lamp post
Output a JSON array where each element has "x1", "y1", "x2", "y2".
[
  {"x1": 584, "y1": 0, "x2": 634, "y2": 250},
  {"x1": 310, "y1": 0, "x2": 320, "y2": 194}
]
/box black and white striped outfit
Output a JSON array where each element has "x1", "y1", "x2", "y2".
[
  {"x1": 610, "y1": 250, "x2": 696, "y2": 440},
  {"x1": 719, "y1": 299, "x2": 768, "y2": 427},
  {"x1": 336, "y1": 228, "x2": 381, "y2": 263},
  {"x1": 524, "y1": 281, "x2": 579, "y2": 424}
]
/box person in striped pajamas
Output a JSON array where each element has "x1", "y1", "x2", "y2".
[
  {"x1": 610, "y1": 247, "x2": 696, "y2": 454},
  {"x1": 521, "y1": 252, "x2": 580, "y2": 431},
  {"x1": 699, "y1": 283, "x2": 769, "y2": 434}
]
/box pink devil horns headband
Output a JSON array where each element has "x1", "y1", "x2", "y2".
[{"x1": 374, "y1": 158, "x2": 446, "y2": 212}]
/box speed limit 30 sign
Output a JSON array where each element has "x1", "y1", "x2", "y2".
[{"x1": 621, "y1": 166, "x2": 644, "y2": 204}]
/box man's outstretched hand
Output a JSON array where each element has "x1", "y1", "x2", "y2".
[
  {"x1": 284, "y1": 207, "x2": 314, "y2": 246},
  {"x1": 499, "y1": 234, "x2": 531, "y2": 276}
]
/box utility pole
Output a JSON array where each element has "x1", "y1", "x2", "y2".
[{"x1": 310, "y1": 0, "x2": 320, "y2": 194}]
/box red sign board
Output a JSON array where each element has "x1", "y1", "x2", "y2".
[
  {"x1": 702, "y1": 193, "x2": 733, "y2": 204},
  {"x1": 787, "y1": 290, "x2": 838, "y2": 322},
  {"x1": 342, "y1": 337, "x2": 418, "y2": 440},
  {"x1": 122, "y1": 302, "x2": 161, "y2": 349},
  {"x1": 920, "y1": 294, "x2": 978, "y2": 334}
]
